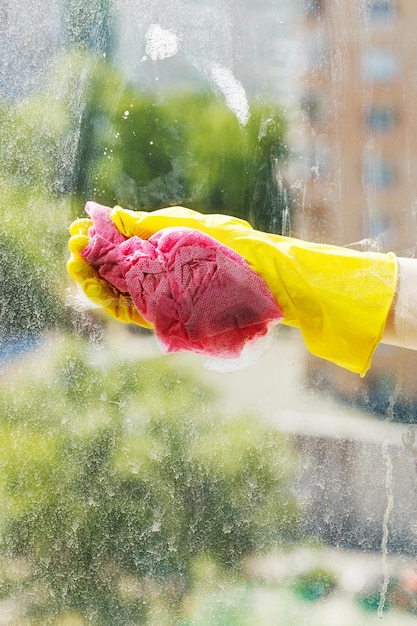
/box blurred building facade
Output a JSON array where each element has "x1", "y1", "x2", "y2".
[
  {"x1": 290, "y1": 0, "x2": 417, "y2": 415},
  {"x1": 292, "y1": 0, "x2": 417, "y2": 251}
]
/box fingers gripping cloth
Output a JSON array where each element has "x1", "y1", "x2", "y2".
[
  {"x1": 68, "y1": 202, "x2": 398, "y2": 375},
  {"x1": 78, "y1": 202, "x2": 283, "y2": 359}
]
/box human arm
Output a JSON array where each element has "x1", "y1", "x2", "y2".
[{"x1": 382, "y1": 257, "x2": 417, "y2": 351}]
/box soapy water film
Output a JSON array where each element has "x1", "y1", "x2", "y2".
[{"x1": 2, "y1": 0, "x2": 417, "y2": 623}]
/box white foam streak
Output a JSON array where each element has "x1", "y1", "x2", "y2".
[
  {"x1": 210, "y1": 64, "x2": 250, "y2": 126},
  {"x1": 145, "y1": 24, "x2": 179, "y2": 61}
]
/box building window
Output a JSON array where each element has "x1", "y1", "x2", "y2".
[
  {"x1": 362, "y1": 48, "x2": 398, "y2": 82},
  {"x1": 366, "y1": 0, "x2": 396, "y2": 22},
  {"x1": 363, "y1": 105, "x2": 397, "y2": 132},
  {"x1": 362, "y1": 157, "x2": 397, "y2": 189},
  {"x1": 300, "y1": 94, "x2": 326, "y2": 125}
]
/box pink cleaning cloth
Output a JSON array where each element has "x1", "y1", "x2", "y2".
[{"x1": 82, "y1": 201, "x2": 283, "y2": 359}]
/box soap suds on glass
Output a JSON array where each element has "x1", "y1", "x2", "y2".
[
  {"x1": 209, "y1": 63, "x2": 250, "y2": 126},
  {"x1": 145, "y1": 23, "x2": 180, "y2": 61}
]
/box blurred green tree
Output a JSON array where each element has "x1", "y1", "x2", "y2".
[
  {"x1": 0, "y1": 89, "x2": 72, "y2": 344},
  {"x1": 0, "y1": 235, "x2": 63, "y2": 348},
  {"x1": 0, "y1": 338, "x2": 299, "y2": 623},
  {"x1": 73, "y1": 61, "x2": 291, "y2": 234},
  {"x1": 0, "y1": 51, "x2": 99, "y2": 345}
]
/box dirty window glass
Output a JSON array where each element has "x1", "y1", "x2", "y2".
[
  {"x1": 367, "y1": 0, "x2": 396, "y2": 22},
  {"x1": 2, "y1": 1, "x2": 417, "y2": 624}
]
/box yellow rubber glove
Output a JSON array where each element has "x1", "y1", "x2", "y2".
[
  {"x1": 67, "y1": 217, "x2": 154, "y2": 329},
  {"x1": 109, "y1": 205, "x2": 398, "y2": 376}
]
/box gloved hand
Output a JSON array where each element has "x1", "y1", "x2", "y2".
[
  {"x1": 67, "y1": 215, "x2": 154, "y2": 328},
  {"x1": 109, "y1": 204, "x2": 398, "y2": 376},
  {"x1": 68, "y1": 202, "x2": 398, "y2": 375}
]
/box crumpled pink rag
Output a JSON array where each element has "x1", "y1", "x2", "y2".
[{"x1": 81, "y1": 201, "x2": 283, "y2": 358}]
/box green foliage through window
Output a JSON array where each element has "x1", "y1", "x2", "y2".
[{"x1": 0, "y1": 337, "x2": 298, "y2": 623}]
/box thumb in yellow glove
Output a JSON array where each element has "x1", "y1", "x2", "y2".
[{"x1": 67, "y1": 216, "x2": 154, "y2": 329}]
